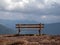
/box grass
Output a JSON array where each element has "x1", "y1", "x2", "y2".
[{"x1": 0, "y1": 34, "x2": 60, "y2": 45}]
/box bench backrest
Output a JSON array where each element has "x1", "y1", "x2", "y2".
[
  {"x1": 16, "y1": 23, "x2": 44, "y2": 35},
  {"x1": 16, "y1": 24, "x2": 44, "y2": 28}
]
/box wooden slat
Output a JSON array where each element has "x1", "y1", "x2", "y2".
[
  {"x1": 16, "y1": 24, "x2": 44, "y2": 35},
  {"x1": 16, "y1": 26, "x2": 44, "y2": 28},
  {"x1": 16, "y1": 24, "x2": 44, "y2": 28}
]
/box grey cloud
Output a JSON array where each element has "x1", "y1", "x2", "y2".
[
  {"x1": 12, "y1": 0, "x2": 22, "y2": 2},
  {"x1": 0, "y1": 0, "x2": 60, "y2": 23},
  {"x1": 0, "y1": 0, "x2": 60, "y2": 16},
  {"x1": 44, "y1": 2, "x2": 60, "y2": 15}
]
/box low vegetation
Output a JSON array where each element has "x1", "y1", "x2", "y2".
[{"x1": 0, "y1": 34, "x2": 60, "y2": 45}]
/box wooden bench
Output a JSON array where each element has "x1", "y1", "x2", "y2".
[{"x1": 16, "y1": 23, "x2": 44, "y2": 35}]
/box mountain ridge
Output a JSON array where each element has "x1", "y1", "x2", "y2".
[
  {"x1": 0, "y1": 19, "x2": 60, "y2": 35},
  {"x1": 0, "y1": 24, "x2": 16, "y2": 34}
]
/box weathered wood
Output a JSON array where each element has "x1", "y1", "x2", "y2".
[
  {"x1": 16, "y1": 24, "x2": 44, "y2": 28},
  {"x1": 16, "y1": 23, "x2": 44, "y2": 35}
]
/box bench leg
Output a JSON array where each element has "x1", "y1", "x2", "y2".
[
  {"x1": 39, "y1": 28, "x2": 42, "y2": 36},
  {"x1": 18, "y1": 28, "x2": 20, "y2": 35}
]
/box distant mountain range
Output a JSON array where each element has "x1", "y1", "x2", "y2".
[
  {"x1": 0, "y1": 24, "x2": 16, "y2": 34},
  {"x1": 0, "y1": 19, "x2": 60, "y2": 35},
  {"x1": 42, "y1": 23, "x2": 60, "y2": 35},
  {"x1": 0, "y1": 19, "x2": 38, "y2": 29}
]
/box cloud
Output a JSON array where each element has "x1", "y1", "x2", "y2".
[{"x1": 0, "y1": 0, "x2": 60, "y2": 23}]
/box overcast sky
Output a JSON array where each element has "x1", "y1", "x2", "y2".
[{"x1": 0, "y1": 0, "x2": 60, "y2": 23}]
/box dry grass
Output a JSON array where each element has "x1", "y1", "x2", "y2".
[
  {"x1": 0, "y1": 35, "x2": 60, "y2": 45},
  {"x1": 27, "y1": 42, "x2": 39, "y2": 45}
]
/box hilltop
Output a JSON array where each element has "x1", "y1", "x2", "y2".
[{"x1": 0, "y1": 34, "x2": 60, "y2": 45}]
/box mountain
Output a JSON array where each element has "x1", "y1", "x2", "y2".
[
  {"x1": 42, "y1": 23, "x2": 60, "y2": 35},
  {"x1": 0, "y1": 24, "x2": 16, "y2": 34},
  {"x1": 0, "y1": 19, "x2": 60, "y2": 35},
  {"x1": 0, "y1": 19, "x2": 38, "y2": 29},
  {"x1": 20, "y1": 23, "x2": 60, "y2": 35}
]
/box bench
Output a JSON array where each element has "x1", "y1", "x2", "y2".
[{"x1": 16, "y1": 23, "x2": 44, "y2": 35}]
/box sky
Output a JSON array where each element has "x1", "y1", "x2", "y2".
[{"x1": 0, "y1": 0, "x2": 60, "y2": 23}]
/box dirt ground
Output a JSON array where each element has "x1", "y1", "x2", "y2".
[{"x1": 0, "y1": 34, "x2": 60, "y2": 45}]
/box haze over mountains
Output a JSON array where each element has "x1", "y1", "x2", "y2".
[
  {"x1": 43, "y1": 23, "x2": 60, "y2": 35},
  {"x1": 0, "y1": 24, "x2": 16, "y2": 34},
  {"x1": 0, "y1": 19, "x2": 60, "y2": 35}
]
